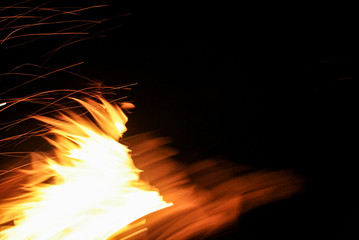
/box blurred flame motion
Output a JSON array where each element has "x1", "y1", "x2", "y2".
[
  {"x1": 0, "y1": 97, "x2": 172, "y2": 240},
  {"x1": 0, "y1": 96, "x2": 305, "y2": 240},
  {"x1": 127, "y1": 135, "x2": 305, "y2": 239}
]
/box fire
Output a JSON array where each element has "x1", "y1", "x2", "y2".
[{"x1": 0, "y1": 97, "x2": 172, "y2": 240}]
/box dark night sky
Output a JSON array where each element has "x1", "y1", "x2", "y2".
[{"x1": 0, "y1": 1, "x2": 355, "y2": 239}]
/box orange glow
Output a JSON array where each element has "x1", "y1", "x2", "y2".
[
  {"x1": 0, "y1": 97, "x2": 172, "y2": 240},
  {"x1": 0, "y1": 96, "x2": 304, "y2": 240},
  {"x1": 127, "y1": 136, "x2": 304, "y2": 239}
]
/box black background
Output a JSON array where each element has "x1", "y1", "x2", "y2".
[{"x1": 0, "y1": 1, "x2": 355, "y2": 239}]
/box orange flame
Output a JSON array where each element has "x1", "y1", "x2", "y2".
[
  {"x1": 0, "y1": 96, "x2": 304, "y2": 240},
  {"x1": 0, "y1": 97, "x2": 172, "y2": 240}
]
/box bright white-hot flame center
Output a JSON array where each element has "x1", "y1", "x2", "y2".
[{"x1": 0, "y1": 97, "x2": 172, "y2": 240}]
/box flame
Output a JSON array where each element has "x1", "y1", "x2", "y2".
[{"x1": 0, "y1": 97, "x2": 172, "y2": 240}]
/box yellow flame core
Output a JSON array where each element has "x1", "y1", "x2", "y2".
[{"x1": 0, "y1": 97, "x2": 172, "y2": 240}]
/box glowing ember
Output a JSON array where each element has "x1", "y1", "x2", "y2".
[{"x1": 0, "y1": 97, "x2": 172, "y2": 240}]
